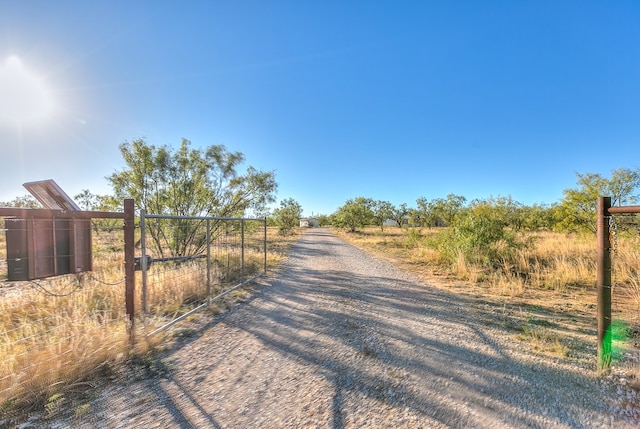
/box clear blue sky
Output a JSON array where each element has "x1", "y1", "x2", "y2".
[{"x1": 1, "y1": 1, "x2": 639, "y2": 216}]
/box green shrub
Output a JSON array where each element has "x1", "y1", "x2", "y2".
[
  {"x1": 405, "y1": 228, "x2": 423, "y2": 248},
  {"x1": 436, "y1": 207, "x2": 522, "y2": 266}
]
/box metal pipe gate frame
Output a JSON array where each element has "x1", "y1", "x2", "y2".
[{"x1": 137, "y1": 210, "x2": 267, "y2": 338}]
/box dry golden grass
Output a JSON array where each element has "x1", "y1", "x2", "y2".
[
  {"x1": 515, "y1": 324, "x2": 571, "y2": 357},
  {"x1": 0, "y1": 275, "x2": 131, "y2": 413},
  {"x1": 334, "y1": 227, "x2": 637, "y2": 302},
  {"x1": 0, "y1": 225, "x2": 304, "y2": 415}
]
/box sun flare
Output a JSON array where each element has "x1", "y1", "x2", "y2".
[{"x1": 0, "y1": 55, "x2": 55, "y2": 125}]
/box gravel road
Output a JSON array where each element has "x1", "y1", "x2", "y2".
[{"x1": 28, "y1": 228, "x2": 640, "y2": 428}]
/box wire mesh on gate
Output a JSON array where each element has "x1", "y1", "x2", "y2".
[
  {"x1": 139, "y1": 214, "x2": 266, "y2": 337},
  {"x1": 0, "y1": 218, "x2": 129, "y2": 411},
  {"x1": 608, "y1": 213, "x2": 640, "y2": 322}
]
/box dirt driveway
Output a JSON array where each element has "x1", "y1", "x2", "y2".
[{"x1": 43, "y1": 228, "x2": 639, "y2": 428}]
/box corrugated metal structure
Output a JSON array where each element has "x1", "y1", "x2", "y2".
[
  {"x1": 2, "y1": 179, "x2": 91, "y2": 281},
  {"x1": 4, "y1": 217, "x2": 91, "y2": 280}
]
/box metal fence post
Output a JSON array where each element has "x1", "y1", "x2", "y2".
[
  {"x1": 597, "y1": 196, "x2": 612, "y2": 369},
  {"x1": 140, "y1": 210, "x2": 148, "y2": 315},
  {"x1": 123, "y1": 199, "x2": 136, "y2": 343},
  {"x1": 206, "y1": 218, "x2": 211, "y2": 301},
  {"x1": 263, "y1": 218, "x2": 267, "y2": 273},
  {"x1": 241, "y1": 219, "x2": 245, "y2": 276}
]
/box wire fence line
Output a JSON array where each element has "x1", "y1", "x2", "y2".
[
  {"x1": 0, "y1": 207, "x2": 266, "y2": 411},
  {"x1": 0, "y1": 221, "x2": 129, "y2": 411}
]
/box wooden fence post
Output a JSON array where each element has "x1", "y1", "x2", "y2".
[
  {"x1": 597, "y1": 196, "x2": 612, "y2": 369},
  {"x1": 123, "y1": 199, "x2": 136, "y2": 343}
]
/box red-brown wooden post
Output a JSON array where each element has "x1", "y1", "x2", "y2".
[
  {"x1": 597, "y1": 196, "x2": 612, "y2": 369},
  {"x1": 264, "y1": 218, "x2": 267, "y2": 273},
  {"x1": 123, "y1": 199, "x2": 136, "y2": 342}
]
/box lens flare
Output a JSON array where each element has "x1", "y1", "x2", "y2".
[{"x1": 0, "y1": 55, "x2": 55, "y2": 125}]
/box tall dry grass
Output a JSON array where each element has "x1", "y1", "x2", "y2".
[
  {"x1": 0, "y1": 273, "x2": 131, "y2": 413},
  {"x1": 0, "y1": 225, "x2": 303, "y2": 415}
]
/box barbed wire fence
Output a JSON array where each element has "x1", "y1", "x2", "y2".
[{"x1": 0, "y1": 205, "x2": 266, "y2": 414}]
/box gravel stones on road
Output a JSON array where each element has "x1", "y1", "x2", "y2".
[{"x1": 43, "y1": 228, "x2": 640, "y2": 428}]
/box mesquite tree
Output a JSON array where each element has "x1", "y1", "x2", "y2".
[
  {"x1": 108, "y1": 138, "x2": 277, "y2": 257},
  {"x1": 333, "y1": 197, "x2": 375, "y2": 232},
  {"x1": 273, "y1": 198, "x2": 303, "y2": 235},
  {"x1": 556, "y1": 168, "x2": 640, "y2": 233}
]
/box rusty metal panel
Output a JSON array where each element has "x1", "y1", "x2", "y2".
[
  {"x1": 54, "y1": 219, "x2": 71, "y2": 275},
  {"x1": 32, "y1": 219, "x2": 56, "y2": 279},
  {"x1": 70, "y1": 219, "x2": 92, "y2": 273},
  {"x1": 5, "y1": 219, "x2": 29, "y2": 281},
  {"x1": 4, "y1": 217, "x2": 92, "y2": 281}
]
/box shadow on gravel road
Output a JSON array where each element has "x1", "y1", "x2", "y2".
[
  {"x1": 69, "y1": 228, "x2": 631, "y2": 429},
  {"x1": 229, "y1": 265, "x2": 599, "y2": 428}
]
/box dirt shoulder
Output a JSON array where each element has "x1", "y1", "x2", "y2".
[{"x1": 21, "y1": 228, "x2": 640, "y2": 428}]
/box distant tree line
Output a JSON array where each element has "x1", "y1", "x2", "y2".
[
  {"x1": 324, "y1": 167, "x2": 640, "y2": 268},
  {"x1": 328, "y1": 167, "x2": 640, "y2": 235}
]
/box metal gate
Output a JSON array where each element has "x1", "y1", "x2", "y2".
[{"x1": 138, "y1": 211, "x2": 267, "y2": 337}]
